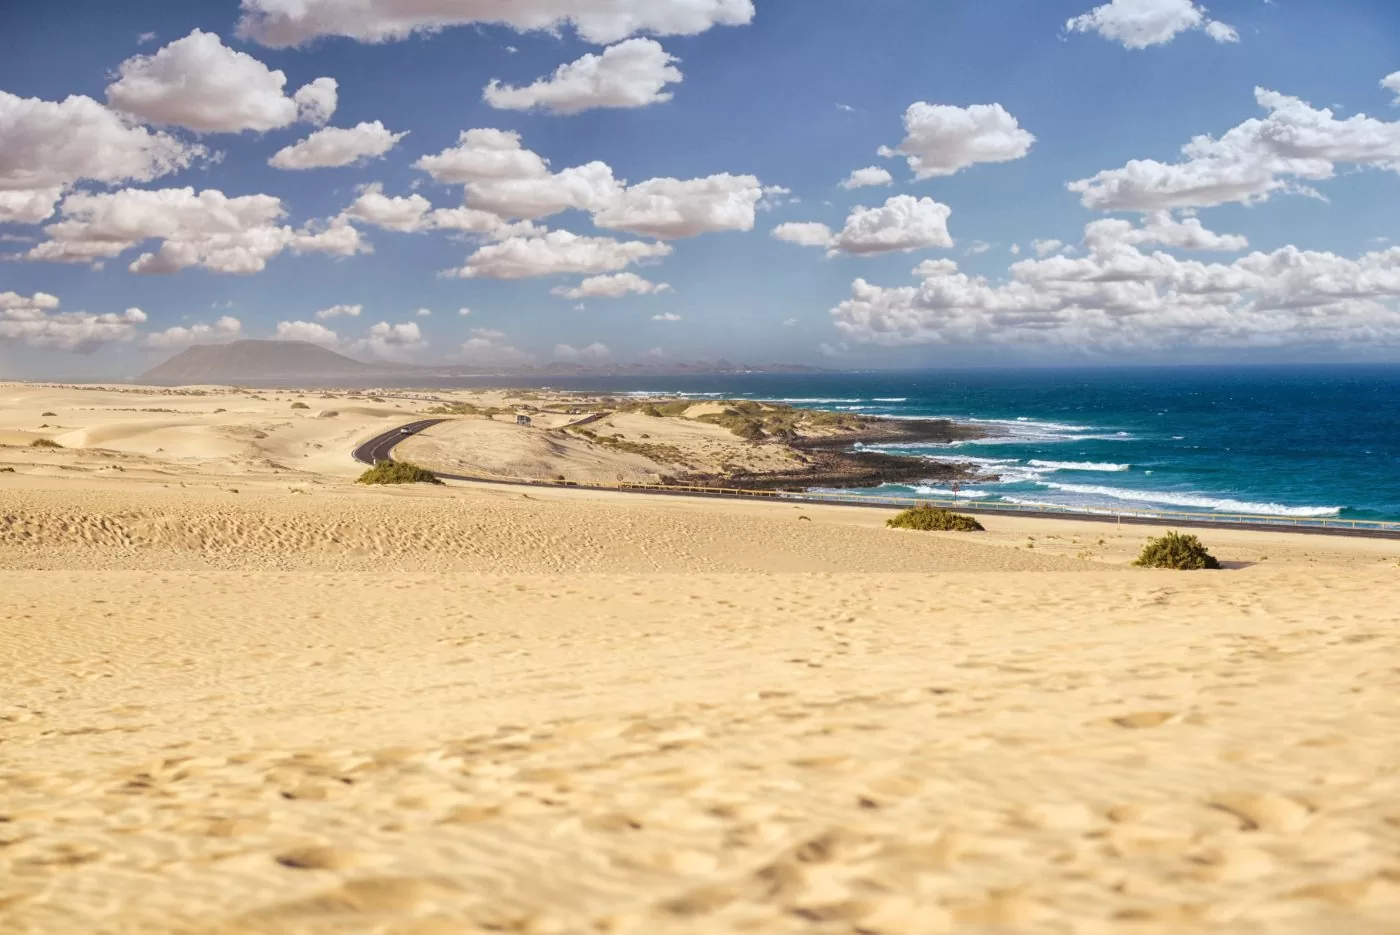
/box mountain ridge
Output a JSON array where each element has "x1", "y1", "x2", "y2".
[{"x1": 138, "y1": 340, "x2": 833, "y2": 385}]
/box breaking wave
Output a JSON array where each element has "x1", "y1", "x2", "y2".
[{"x1": 1035, "y1": 482, "x2": 1342, "y2": 517}]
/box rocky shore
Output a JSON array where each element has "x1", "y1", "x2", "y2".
[{"x1": 686, "y1": 417, "x2": 987, "y2": 492}]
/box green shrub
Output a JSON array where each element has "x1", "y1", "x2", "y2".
[
  {"x1": 356, "y1": 460, "x2": 443, "y2": 486},
  {"x1": 886, "y1": 504, "x2": 984, "y2": 532},
  {"x1": 733, "y1": 420, "x2": 766, "y2": 442},
  {"x1": 291, "y1": 401, "x2": 310, "y2": 410},
  {"x1": 29, "y1": 438, "x2": 62, "y2": 449},
  {"x1": 1133, "y1": 531, "x2": 1221, "y2": 570}
]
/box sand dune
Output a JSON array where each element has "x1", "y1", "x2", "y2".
[
  {"x1": 3, "y1": 562, "x2": 1399, "y2": 934},
  {"x1": 3, "y1": 381, "x2": 1400, "y2": 934},
  {"x1": 398, "y1": 417, "x2": 672, "y2": 486}
]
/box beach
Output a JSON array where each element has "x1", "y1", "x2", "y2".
[{"x1": 3, "y1": 382, "x2": 1400, "y2": 934}]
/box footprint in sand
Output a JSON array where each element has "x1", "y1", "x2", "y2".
[{"x1": 274, "y1": 845, "x2": 364, "y2": 871}]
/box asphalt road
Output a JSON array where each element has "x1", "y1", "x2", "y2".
[
  {"x1": 351, "y1": 419, "x2": 447, "y2": 465},
  {"x1": 351, "y1": 420, "x2": 1400, "y2": 540}
]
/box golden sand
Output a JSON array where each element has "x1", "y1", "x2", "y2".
[{"x1": 2, "y1": 382, "x2": 1399, "y2": 934}]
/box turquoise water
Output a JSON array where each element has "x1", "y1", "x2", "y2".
[{"x1": 491, "y1": 366, "x2": 1400, "y2": 522}]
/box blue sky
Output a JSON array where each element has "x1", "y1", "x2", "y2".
[{"x1": 2, "y1": 0, "x2": 1400, "y2": 377}]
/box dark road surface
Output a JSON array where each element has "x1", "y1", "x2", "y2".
[
  {"x1": 351, "y1": 420, "x2": 1400, "y2": 540},
  {"x1": 351, "y1": 420, "x2": 447, "y2": 465}
]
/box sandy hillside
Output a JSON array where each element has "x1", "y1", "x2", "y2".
[{"x1": 2, "y1": 381, "x2": 1400, "y2": 934}]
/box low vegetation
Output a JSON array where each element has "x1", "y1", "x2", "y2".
[
  {"x1": 886, "y1": 504, "x2": 985, "y2": 532},
  {"x1": 41, "y1": 411, "x2": 56, "y2": 416},
  {"x1": 1133, "y1": 531, "x2": 1221, "y2": 570},
  {"x1": 426, "y1": 402, "x2": 509, "y2": 418},
  {"x1": 569, "y1": 427, "x2": 687, "y2": 464},
  {"x1": 291, "y1": 401, "x2": 310, "y2": 410},
  {"x1": 616, "y1": 398, "x2": 867, "y2": 442},
  {"x1": 29, "y1": 438, "x2": 62, "y2": 449},
  {"x1": 696, "y1": 401, "x2": 866, "y2": 442},
  {"x1": 0, "y1": 466, "x2": 14, "y2": 473},
  {"x1": 356, "y1": 460, "x2": 443, "y2": 486}
]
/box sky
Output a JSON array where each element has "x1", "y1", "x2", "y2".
[{"x1": 2, "y1": 0, "x2": 1400, "y2": 378}]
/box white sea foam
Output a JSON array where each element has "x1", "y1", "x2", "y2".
[
  {"x1": 1000, "y1": 496, "x2": 1121, "y2": 516},
  {"x1": 967, "y1": 417, "x2": 1096, "y2": 432},
  {"x1": 1028, "y1": 460, "x2": 1131, "y2": 472},
  {"x1": 943, "y1": 432, "x2": 1133, "y2": 446},
  {"x1": 772, "y1": 397, "x2": 866, "y2": 404},
  {"x1": 919, "y1": 454, "x2": 1020, "y2": 468},
  {"x1": 872, "y1": 397, "x2": 908, "y2": 402},
  {"x1": 907, "y1": 485, "x2": 992, "y2": 498},
  {"x1": 1036, "y1": 482, "x2": 1342, "y2": 517}
]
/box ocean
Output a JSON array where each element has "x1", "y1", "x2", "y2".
[{"x1": 441, "y1": 365, "x2": 1400, "y2": 523}]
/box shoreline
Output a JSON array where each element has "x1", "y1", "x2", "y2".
[
  {"x1": 358, "y1": 422, "x2": 1400, "y2": 540},
  {"x1": 691, "y1": 416, "x2": 988, "y2": 491}
]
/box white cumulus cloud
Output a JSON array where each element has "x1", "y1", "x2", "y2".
[
  {"x1": 551, "y1": 272, "x2": 672, "y2": 299},
  {"x1": 484, "y1": 38, "x2": 681, "y2": 115},
  {"x1": 592, "y1": 173, "x2": 767, "y2": 239},
  {"x1": 275, "y1": 320, "x2": 341, "y2": 346},
  {"x1": 879, "y1": 102, "x2": 1035, "y2": 179},
  {"x1": 414, "y1": 129, "x2": 552, "y2": 184},
  {"x1": 772, "y1": 222, "x2": 836, "y2": 248},
  {"x1": 340, "y1": 182, "x2": 541, "y2": 239},
  {"x1": 465, "y1": 161, "x2": 623, "y2": 221},
  {"x1": 0, "y1": 90, "x2": 204, "y2": 223},
  {"x1": 314, "y1": 303, "x2": 361, "y2": 320},
  {"x1": 1066, "y1": 0, "x2": 1237, "y2": 49},
  {"x1": 449, "y1": 230, "x2": 672, "y2": 280},
  {"x1": 832, "y1": 196, "x2": 954, "y2": 256},
  {"x1": 237, "y1": 0, "x2": 755, "y2": 48},
  {"x1": 839, "y1": 166, "x2": 894, "y2": 190},
  {"x1": 26, "y1": 187, "x2": 369, "y2": 274},
  {"x1": 143, "y1": 316, "x2": 243, "y2": 349},
  {"x1": 1384, "y1": 71, "x2": 1400, "y2": 105},
  {"x1": 352, "y1": 321, "x2": 427, "y2": 361},
  {"x1": 1069, "y1": 86, "x2": 1400, "y2": 211},
  {"x1": 269, "y1": 121, "x2": 407, "y2": 170},
  {"x1": 1, "y1": 292, "x2": 147, "y2": 353},
  {"x1": 774, "y1": 196, "x2": 954, "y2": 257},
  {"x1": 830, "y1": 214, "x2": 1400, "y2": 354},
  {"x1": 416, "y1": 129, "x2": 770, "y2": 239},
  {"x1": 105, "y1": 29, "x2": 337, "y2": 133}
]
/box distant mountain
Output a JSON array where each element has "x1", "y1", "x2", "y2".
[
  {"x1": 139, "y1": 340, "x2": 835, "y2": 385},
  {"x1": 492, "y1": 361, "x2": 835, "y2": 376},
  {"x1": 139, "y1": 340, "x2": 393, "y2": 384}
]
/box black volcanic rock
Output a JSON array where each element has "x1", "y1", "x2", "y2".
[{"x1": 139, "y1": 340, "x2": 391, "y2": 384}]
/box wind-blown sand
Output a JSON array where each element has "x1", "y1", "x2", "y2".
[{"x1": 3, "y1": 382, "x2": 1400, "y2": 934}]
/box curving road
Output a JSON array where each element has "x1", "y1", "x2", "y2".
[
  {"x1": 351, "y1": 420, "x2": 1400, "y2": 540},
  {"x1": 352, "y1": 419, "x2": 446, "y2": 465}
]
